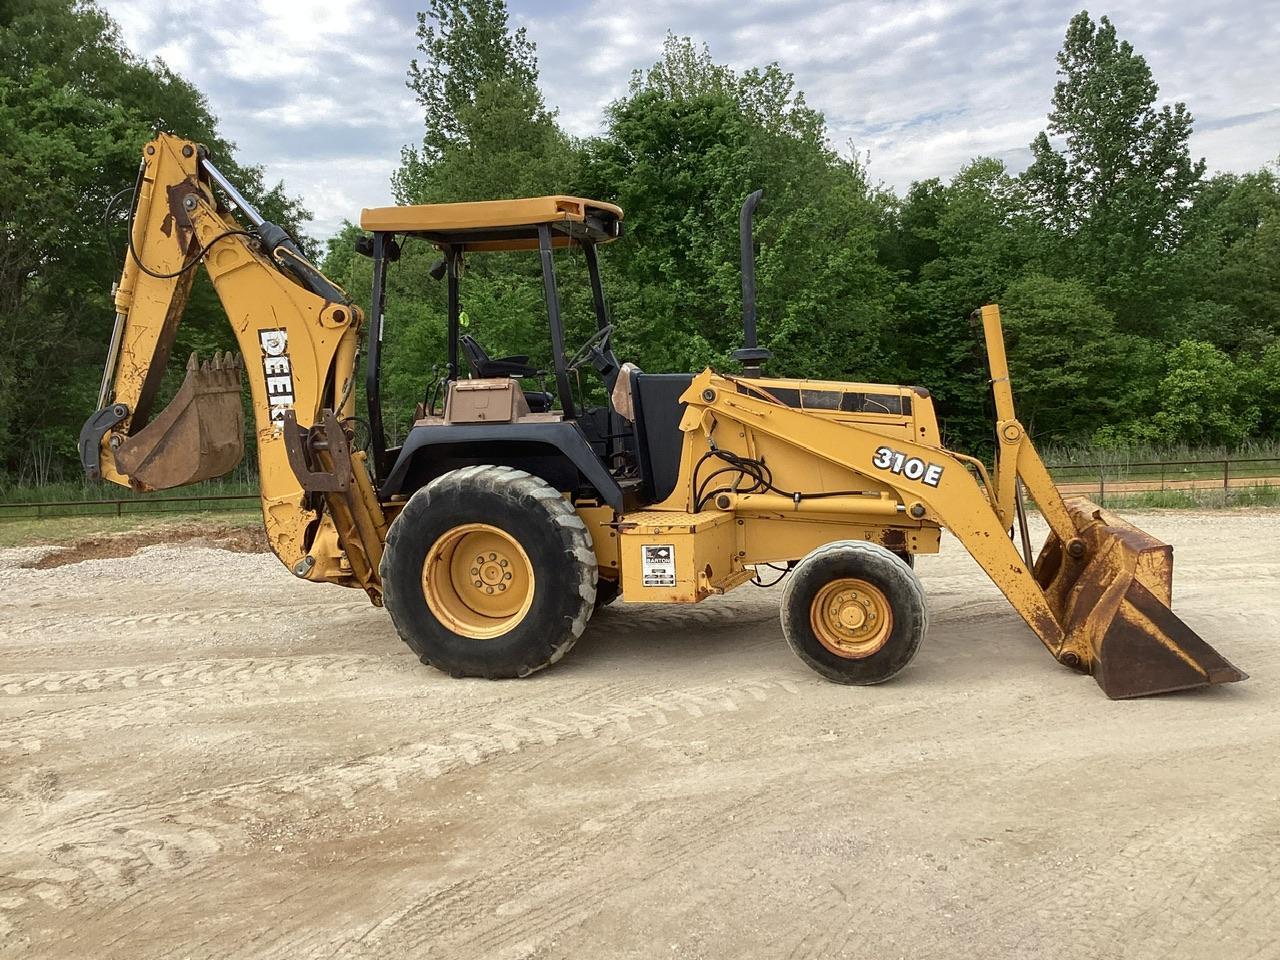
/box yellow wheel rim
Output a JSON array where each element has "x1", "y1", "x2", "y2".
[
  {"x1": 422, "y1": 523, "x2": 535, "y2": 639},
  {"x1": 810, "y1": 578, "x2": 892, "y2": 659}
]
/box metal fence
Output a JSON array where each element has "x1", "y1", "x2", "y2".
[
  {"x1": 2, "y1": 458, "x2": 1278, "y2": 521},
  {"x1": 1047, "y1": 457, "x2": 1280, "y2": 506},
  {"x1": 0, "y1": 492, "x2": 258, "y2": 520}
]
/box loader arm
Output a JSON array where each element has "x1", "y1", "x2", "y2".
[
  {"x1": 81, "y1": 133, "x2": 386, "y2": 602},
  {"x1": 674, "y1": 304, "x2": 1245, "y2": 698}
]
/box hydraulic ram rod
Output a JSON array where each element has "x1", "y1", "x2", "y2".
[{"x1": 201, "y1": 157, "x2": 266, "y2": 228}]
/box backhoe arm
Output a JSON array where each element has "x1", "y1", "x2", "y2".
[{"x1": 81, "y1": 133, "x2": 386, "y2": 601}]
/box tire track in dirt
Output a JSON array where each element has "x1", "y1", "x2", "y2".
[
  {"x1": 0, "y1": 653, "x2": 397, "y2": 699},
  {"x1": 0, "y1": 600, "x2": 377, "y2": 641},
  {"x1": 314, "y1": 787, "x2": 796, "y2": 960},
  {"x1": 1, "y1": 676, "x2": 804, "y2": 947}
]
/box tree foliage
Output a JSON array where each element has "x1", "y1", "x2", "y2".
[
  {"x1": 0, "y1": 0, "x2": 309, "y2": 478},
  {"x1": 1022, "y1": 11, "x2": 1206, "y2": 329},
  {"x1": 351, "y1": 5, "x2": 1280, "y2": 454},
  {"x1": 4, "y1": 3, "x2": 1279, "y2": 480},
  {"x1": 580, "y1": 36, "x2": 892, "y2": 380}
]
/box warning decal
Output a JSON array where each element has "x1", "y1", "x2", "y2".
[{"x1": 641, "y1": 544, "x2": 676, "y2": 588}]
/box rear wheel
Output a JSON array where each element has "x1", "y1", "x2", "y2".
[
  {"x1": 781, "y1": 541, "x2": 927, "y2": 685},
  {"x1": 381, "y1": 466, "x2": 596, "y2": 678}
]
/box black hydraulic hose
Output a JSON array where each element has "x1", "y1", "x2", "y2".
[
  {"x1": 692, "y1": 447, "x2": 871, "y2": 512},
  {"x1": 128, "y1": 225, "x2": 255, "y2": 280}
]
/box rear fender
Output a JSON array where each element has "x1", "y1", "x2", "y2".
[{"x1": 380, "y1": 421, "x2": 623, "y2": 511}]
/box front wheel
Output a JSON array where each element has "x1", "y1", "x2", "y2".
[
  {"x1": 380, "y1": 466, "x2": 596, "y2": 678},
  {"x1": 780, "y1": 541, "x2": 927, "y2": 685}
]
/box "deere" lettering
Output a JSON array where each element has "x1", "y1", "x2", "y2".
[{"x1": 259, "y1": 328, "x2": 295, "y2": 423}]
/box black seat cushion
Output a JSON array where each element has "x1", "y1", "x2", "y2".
[
  {"x1": 524, "y1": 390, "x2": 553, "y2": 413},
  {"x1": 631, "y1": 373, "x2": 694, "y2": 503},
  {"x1": 460, "y1": 334, "x2": 539, "y2": 379}
]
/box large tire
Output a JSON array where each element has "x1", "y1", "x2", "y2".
[
  {"x1": 381, "y1": 466, "x2": 596, "y2": 678},
  {"x1": 780, "y1": 540, "x2": 927, "y2": 685}
]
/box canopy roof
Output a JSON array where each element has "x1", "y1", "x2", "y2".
[{"x1": 359, "y1": 195, "x2": 623, "y2": 252}]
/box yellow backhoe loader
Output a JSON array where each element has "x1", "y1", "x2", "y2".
[{"x1": 82, "y1": 133, "x2": 1246, "y2": 698}]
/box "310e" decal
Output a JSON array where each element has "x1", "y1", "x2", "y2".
[{"x1": 872, "y1": 446, "x2": 944, "y2": 486}]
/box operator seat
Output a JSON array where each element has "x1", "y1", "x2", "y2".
[
  {"x1": 459, "y1": 334, "x2": 553, "y2": 413},
  {"x1": 610, "y1": 363, "x2": 692, "y2": 503}
]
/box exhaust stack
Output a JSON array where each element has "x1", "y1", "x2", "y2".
[{"x1": 732, "y1": 189, "x2": 772, "y2": 376}]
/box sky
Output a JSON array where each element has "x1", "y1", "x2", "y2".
[{"x1": 102, "y1": 0, "x2": 1280, "y2": 240}]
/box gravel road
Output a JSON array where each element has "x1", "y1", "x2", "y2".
[{"x1": 1, "y1": 511, "x2": 1277, "y2": 959}]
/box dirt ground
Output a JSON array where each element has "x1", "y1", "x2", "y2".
[{"x1": 1, "y1": 511, "x2": 1277, "y2": 960}]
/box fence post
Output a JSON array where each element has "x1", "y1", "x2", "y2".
[
  {"x1": 1223, "y1": 459, "x2": 1230, "y2": 505},
  {"x1": 1099, "y1": 464, "x2": 1105, "y2": 507}
]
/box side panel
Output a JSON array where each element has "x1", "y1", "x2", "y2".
[
  {"x1": 739, "y1": 517, "x2": 941, "y2": 563},
  {"x1": 618, "y1": 512, "x2": 740, "y2": 603},
  {"x1": 576, "y1": 504, "x2": 620, "y2": 581}
]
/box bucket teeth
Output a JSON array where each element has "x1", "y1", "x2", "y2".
[
  {"x1": 1035, "y1": 498, "x2": 1246, "y2": 698},
  {"x1": 113, "y1": 350, "x2": 245, "y2": 490}
]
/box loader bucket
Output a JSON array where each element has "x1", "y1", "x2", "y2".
[
  {"x1": 1034, "y1": 498, "x2": 1246, "y2": 698},
  {"x1": 113, "y1": 352, "x2": 245, "y2": 491}
]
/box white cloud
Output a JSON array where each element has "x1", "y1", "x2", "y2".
[{"x1": 101, "y1": 0, "x2": 1280, "y2": 240}]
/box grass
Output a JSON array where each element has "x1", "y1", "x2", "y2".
[
  {"x1": 1039, "y1": 437, "x2": 1280, "y2": 467},
  {"x1": 1094, "y1": 484, "x2": 1280, "y2": 510},
  {"x1": 0, "y1": 476, "x2": 260, "y2": 520},
  {"x1": 0, "y1": 511, "x2": 263, "y2": 549},
  {"x1": 1041, "y1": 439, "x2": 1280, "y2": 484}
]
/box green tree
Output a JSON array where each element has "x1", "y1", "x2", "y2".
[
  {"x1": 357, "y1": 0, "x2": 585, "y2": 425},
  {"x1": 0, "y1": 0, "x2": 308, "y2": 477},
  {"x1": 1173, "y1": 167, "x2": 1280, "y2": 352},
  {"x1": 580, "y1": 36, "x2": 893, "y2": 380},
  {"x1": 882, "y1": 158, "x2": 1044, "y2": 448},
  {"x1": 1021, "y1": 11, "x2": 1204, "y2": 331},
  {"x1": 999, "y1": 274, "x2": 1146, "y2": 440},
  {"x1": 1096, "y1": 340, "x2": 1259, "y2": 447},
  {"x1": 393, "y1": 0, "x2": 573, "y2": 204},
  {"x1": 1254, "y1": 341, "x2": 1280, "y2": 438}
]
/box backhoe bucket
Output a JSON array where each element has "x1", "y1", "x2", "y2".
[
  {"x1": 113, "y1": 352, "x2": 245, "y2": 491},
  {"x1": 1034, "y1": 498, "x2": 1246, "y2": 699}
]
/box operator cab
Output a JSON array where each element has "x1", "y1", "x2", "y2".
[{"x1": 356, "y1": 195, "x2": 685, "y2": 510}]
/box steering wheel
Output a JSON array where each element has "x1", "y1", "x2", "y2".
[{"x1": 567, "y1": 324, "x2": 615, "y2": 371}]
